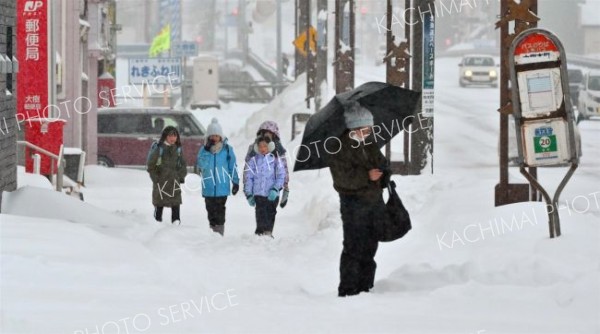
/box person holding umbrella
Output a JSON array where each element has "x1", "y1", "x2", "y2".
[
  {"x1": 326, "y1": 102, "x2": 391, "y2": 297},
  {"x1": 293, "y1": 82, "x2": 421, "y2": 296}
]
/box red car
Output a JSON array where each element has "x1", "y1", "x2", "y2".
[{"x1": 97, "y1": 107, "x2": 206, "y2": 169}]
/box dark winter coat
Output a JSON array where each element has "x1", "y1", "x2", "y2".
[
  {"x1": 147, "y1": 142, "x2": 187, "y2": 207},
  {"x1": 327, "y1": 131, "x2": 389, "y2": 199}
]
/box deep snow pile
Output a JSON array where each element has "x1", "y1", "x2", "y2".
[{"x1": 1, "y1": 58, "x2": 599, "y2": 334}]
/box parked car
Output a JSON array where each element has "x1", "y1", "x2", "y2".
[
  {"x1": 458, "y1": 54, "x2": 498, "y2": 88},
  {"x1": 567, "y1": 68, "x2": 584, "y2": 107},
  {"x1": 577, "y1": 70, "x2": 600, "y2": 123},
  {"x1": 97, "y1": 107, "x2": 206, "y2": 169}
]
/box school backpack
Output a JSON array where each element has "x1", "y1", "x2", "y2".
[{"x1": 147, "y1": 140, "x2": 183, "y2": 167}]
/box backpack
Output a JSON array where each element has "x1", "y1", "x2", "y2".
[{"x1": 147, "y1": 140, "x2": 183, "y2": 167}]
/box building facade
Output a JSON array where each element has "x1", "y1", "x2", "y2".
[
  {"x1": 55, "y1": 0, "x2": 115, "y2": 165},
  {"x1": 0, "y1": 0, "x2": 17, "y2": 212}
]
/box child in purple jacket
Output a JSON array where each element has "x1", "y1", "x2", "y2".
[{"x1": 244, "y1": 136, "x2": 286, "y2": 236}]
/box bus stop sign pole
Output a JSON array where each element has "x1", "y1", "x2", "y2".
[{"x1": 508, "y1": 28, "x2": 580, "y2": 238}]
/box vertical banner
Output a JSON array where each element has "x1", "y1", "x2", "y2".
[
  {"x1": 159, "y1": 0, "x2": 181, "y2": 49},
  {"x1": 16, "y1": 0, "x2": 49, "y2": 120},
  {"x1": 422, "y1": 12, "x2": 435, "y2": 117}
]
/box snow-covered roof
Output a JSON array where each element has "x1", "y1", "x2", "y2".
[{"x1": 580, "y1": 1, "x2": 600, "y2": 26}]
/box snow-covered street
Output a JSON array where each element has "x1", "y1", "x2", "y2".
[{"x1": 1, "y1": 58, "x2": 599, "y2": 334}]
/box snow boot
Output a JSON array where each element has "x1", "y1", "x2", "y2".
[
  {"x1": 154, "y1": 206, "x2": 163, "y2": 222},
  {"x1": 171, "y1": 205, "x2": 180, "y2": 223},
  {"x1": 211, "y1": 225, "x2": 224, "y2": 236}
]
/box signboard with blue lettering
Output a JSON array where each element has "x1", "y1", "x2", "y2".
[{"x1": 128, "y1": 58, "x2": 181, "y2": 85}]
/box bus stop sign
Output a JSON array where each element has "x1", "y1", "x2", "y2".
[{"x1": 508, "y1": 28, "x2": 580, "y2": 238}]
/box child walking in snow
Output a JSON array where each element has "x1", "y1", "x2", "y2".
[
  {"x1": 197, "y1": 118, "x2": 239, "y2": 236},
  {"x1": 244, "y1": 136, "x2": 286, "y2": 236},
  {"x1": 147, "y1": 126, "x2": 187, "y2": 225},
  {"x1": 244, "y1": 121, "x2": 291, "y2": 208}
]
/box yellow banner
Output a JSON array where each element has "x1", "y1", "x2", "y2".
[{"x1": 149, "y1": 25, "x2": 171, "y2": 57}]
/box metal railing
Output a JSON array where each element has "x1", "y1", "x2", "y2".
[
  {"x1": 16, "y1": 141, "x2": 65, "y2": 192},
  {"x1": 220, "y1": 80, "x2": 289, "y2": 103}
]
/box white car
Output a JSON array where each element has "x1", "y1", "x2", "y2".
[
  {"x1": 458, "y1": 54, "x2": 498, "y2": 88},
  {"x1": 577, "y1": 70, "x2": 600, "y2": 122}
]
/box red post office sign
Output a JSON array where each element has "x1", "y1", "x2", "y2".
[{"x1": 16, "y1": 0, "x2": 49, "y2": 120}]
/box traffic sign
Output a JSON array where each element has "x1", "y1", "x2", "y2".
[{"x1": 293, "y1": 26, "x2": 317, "y2": 57}]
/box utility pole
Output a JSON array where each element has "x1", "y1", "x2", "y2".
[
  {"x1": 495, "y1": 0, "x2": 540, "y2": 206},
  {"x1": 334, "y1": 0, "x2": 355, "y2": 94},
  {"x1": 403, "y1": 0, "x2": 434, "y2": 175},
  {"x1": 384, "y1": 0, "x2": 412, "y2": 174},
  {"x1": 295, "y1": 0, "x2": 309, "y2": 78},
  {"x1": 305, "y1": 0, "x2": 315, "y2": 108},
  {"x1": 276, "y1": 0, "x2": 282, "y2": 86},
  {"x1": 314, "y1": 0, "x2": 328, "y2": 112},
  {"x1": 238, "y1": 0, "x2": 248, "y2": 64}
]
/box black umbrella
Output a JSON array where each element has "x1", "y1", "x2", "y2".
[{"x1": 293, "y1": 82, "x2": 421, "y2": 172}]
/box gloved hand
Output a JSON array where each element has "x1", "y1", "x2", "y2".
[
  {"x1": 232, "y1": 183, "x2": 239, "y2": 195},
  {"x1": 246, "y1": 194, "x2": 256, "y2": 207},
  {"x1": 279, "y1": 189, "x2": 289, "y2": 208},
  {"x1": 268, "y1": 188, "x2": 279, "y2": 202},
  {"x1": 380, "y1": 169, "x2": 391, "y2": 188}
]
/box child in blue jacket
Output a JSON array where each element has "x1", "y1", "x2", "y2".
[
  {"x1": 244, "y1": 136, "x2": 286, "y2": 237},
  {"x1": 197, "y1": 118, "x2": 239, "y2": 236}
]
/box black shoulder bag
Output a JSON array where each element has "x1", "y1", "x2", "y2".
[{"x1": 375, "y1": 180, "x2": 412, "y2": 242}]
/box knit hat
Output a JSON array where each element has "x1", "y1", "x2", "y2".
[
  {"x1": 256, "y1": 120, "x2": 281, "y2": 139},
  {"x1": 206, "y1": 118, "x2": 224, "y2": 138},
  {"x1": 344, "y1": 102, "x2": 374, "y2": 129}
]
